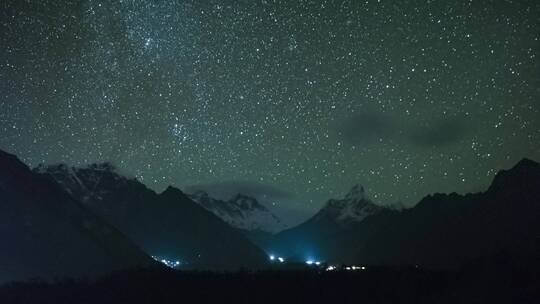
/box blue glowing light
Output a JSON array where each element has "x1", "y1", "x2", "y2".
[{"x1": 152, "y1": 256, "x2": 182, "y2": 268}]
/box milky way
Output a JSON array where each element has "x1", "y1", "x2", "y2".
[{"x1": 1, "y1": 0, "x2": 539, "y2": 222}]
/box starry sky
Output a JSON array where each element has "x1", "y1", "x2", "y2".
[{"x1": 1, "y1": 0, "x2": 539, "y2": 224}]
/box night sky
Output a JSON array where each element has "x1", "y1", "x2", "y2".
[{"x1": 1, "y1": 0, "x2": 539, "y2": 223}]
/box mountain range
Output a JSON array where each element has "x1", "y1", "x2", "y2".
[
  {"x1": 269, "y1": 158, "x2": 540, "y2": 269},
  {"x1": 35, "y1": 163, "x2": 268, "y2": 271},
  {"x1": 1, "y1": 145, "x2": 539, "y2": 283}
]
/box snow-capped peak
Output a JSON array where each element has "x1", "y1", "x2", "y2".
[
  {"x1": 344, "y1": 184, "x2": 366, "y2": 201},
  {"x1": 316, "y1": 184, "x2": 381, "y2": 224},
  {"x1": 189, "y1": 192, "x2": 286, "y2": 233},
  {"x1": 34, "y1": 163, "x2": 126, "y2": 203},
  {"x1": 229, "y1": 194, "x2": 266, "y2": 211},
  {"x1": 35, "y1": 163, "x2": 89, "y2": 196}
]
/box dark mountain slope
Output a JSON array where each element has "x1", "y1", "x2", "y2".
[
  {"x1": 37, "y1": 164, "x2": 268, "y2": 270},
  {"x1": 342, "y1": 158, "x2": 540, "y2": 269},
  {"x1": 0, "y1": 149, "x2": 155, "y2": 283}
]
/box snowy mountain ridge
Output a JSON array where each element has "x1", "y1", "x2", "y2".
[
  {"x1": 189, "y1": 190, "x2": 286, "y2": 233},
  {"x1": 34, "y1": 163, "x2": 125, "y2": 203},
  {"x1": 314, "y1": 184, "x2": 382, "y2": 224}
]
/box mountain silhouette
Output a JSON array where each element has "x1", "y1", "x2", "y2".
[
  {"x1": 0, "y1": 149, "x2": 156, "y2": 283},
  {"x1": 270, "y1": 159, "x2": 540, "y2": 268},
  {"x1": 37, "y1": 163, "x2": 268, "y2": 270}
]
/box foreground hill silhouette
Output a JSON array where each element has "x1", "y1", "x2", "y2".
[
  {"x1": 36, "y1": 163, "x2": 268, "y2": 270},
  {"x1": 1, "y1": 266, "x2": 538, "y2": 304},
  {"x1": 0, "y1": 149, "x2": 156, "y2": 283},
  {"x1": 272, "y1": 159, "x2": 540, "y2": 269}
]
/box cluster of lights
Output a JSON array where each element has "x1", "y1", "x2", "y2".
[
  {"x1": 324, "y1": 265, "x2": 366, "y2": 271},
  {"x1": 269, "y1": 255, "x2": 285, "y2": 263},
  {"x1": 305, "y1": 260, "x2": 321, "y2": 266},
  {"x1": 345, "y1": 265, "x2": 366, "y2": 271},
  {"x1": 151, "y1": 256, "x2": 181, "y2": 269}
]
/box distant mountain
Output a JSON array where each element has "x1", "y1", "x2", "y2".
[
  {"x1": 310, "y1": 185, "x2": 382, "y2": 225},
  {"x1": 0, "y1": 149, "x2": 155, "y2": 283},
  {"x1": 269, "y1": 184, "x2": 384, "y2": 261},
  {"x1": 272, "y1": 159, "x2": 540, "y2": 269},
  {"x1": 36, "y1": 164, "x2": 268, "y2": 271},
  {"x1": 189, "y1": 190, "x2": 285, "y2": 233}
]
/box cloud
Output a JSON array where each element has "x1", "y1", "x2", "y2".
[
  {"x1": 336, "y1": 111, "x2": 472, "y2": 148},
  {"x1": 336, "y1": 111, "x2": 397, "y2": 144},
  {"x1": 184, "y1": 180, "x2": 294, "y2": 201},
  {"x1": 409, "y1": 117, "x2": 470, "y2": 146}
]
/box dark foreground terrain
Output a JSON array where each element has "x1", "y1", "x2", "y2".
[{"x1": 0, "y1": 262, "x2": 538, "y2": 304}]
